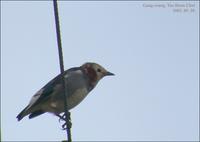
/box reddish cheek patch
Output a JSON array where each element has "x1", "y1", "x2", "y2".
[{"x1": 85, "y1": 67, "x2": 97, "y2": 82}]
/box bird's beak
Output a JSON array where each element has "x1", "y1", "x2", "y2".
[{"x1": 105, "y1": 71, "x2": 115, "y2": 76}]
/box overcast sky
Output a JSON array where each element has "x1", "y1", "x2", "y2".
[{"x1": 1, "y1": 1, "x2": 199, "y2": 141}]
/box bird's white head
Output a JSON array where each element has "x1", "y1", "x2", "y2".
[{"x1": 81, "y1": 62, "x2": 114, "y2": 85}]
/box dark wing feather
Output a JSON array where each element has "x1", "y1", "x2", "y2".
[
  {"x1": 29, "y1": 110, "x2": 45, "y2": 119},
  {"x1": 28, "y1": 67, "x2": 81, "y2": 108}
]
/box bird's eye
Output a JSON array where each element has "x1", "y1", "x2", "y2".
[{"x1": 97, "y1": 68, "x2": 101, "y2": 72}]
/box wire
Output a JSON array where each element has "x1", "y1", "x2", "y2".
[{"x1": 53, "y1": 0, "x2": 72, "y2": 141}]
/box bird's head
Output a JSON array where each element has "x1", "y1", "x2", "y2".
[{"x1": 81, "y1": 62, "x2": 114, "y2": 85}]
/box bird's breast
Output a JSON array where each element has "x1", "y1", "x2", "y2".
[{"x1": 67, "y1": 87, "x2": 89, "y2": 110}]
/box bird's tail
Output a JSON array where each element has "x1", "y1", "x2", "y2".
[{"x1": 16, "y1": 106, "x2": 29, "y2": 121}]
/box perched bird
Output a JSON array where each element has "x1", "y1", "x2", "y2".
[{"x1": 17, "y1": 62, "x2": 114, "y2": 121}]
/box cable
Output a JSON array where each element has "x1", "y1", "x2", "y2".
[{"x1": 53, "y1": 0, "x2": 72, "y2": 141}]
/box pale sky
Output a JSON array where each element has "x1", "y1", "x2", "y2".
[{"x1": 1, "y1": 1, "x2": 199, "y2": 141}]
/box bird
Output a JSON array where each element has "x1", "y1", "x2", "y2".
[{"x1": 16, "y1": 62, "x2": 114, "y2": 122}]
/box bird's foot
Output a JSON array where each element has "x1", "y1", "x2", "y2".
[
  {"x1": 56, "y1": 112, "x2": 70, "y2": 122},
  {"x1": 56, "y1": 112, "x2": 72, "y2": 130},
  {"x1": 61, "y1": 120, "x2": 72, "y2": 130}
]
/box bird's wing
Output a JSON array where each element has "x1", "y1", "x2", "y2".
[
  {"x1": 27, "y1": 75, "x2": 61, "y2": 110},
  {"x1": 27, "y1": 67, "x2": 81, "y2": 110}
]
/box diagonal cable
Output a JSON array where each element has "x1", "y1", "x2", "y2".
[{"x1": 53, "y1": 0, "x2": 72, "y2": 141}]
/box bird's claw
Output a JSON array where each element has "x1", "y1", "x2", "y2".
[
  {"x1": 56, "y1": 112, "x2": 72, "y2": 130},
  {"x1": 57, "y1": 112, "x2": 70, "y2": 122},
  {"x1": 61, "y1": 120, "x2": 72, "y2": 130},
  {"x1": 58, "y1": 115, "x2": 66, "y2": 123}
]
